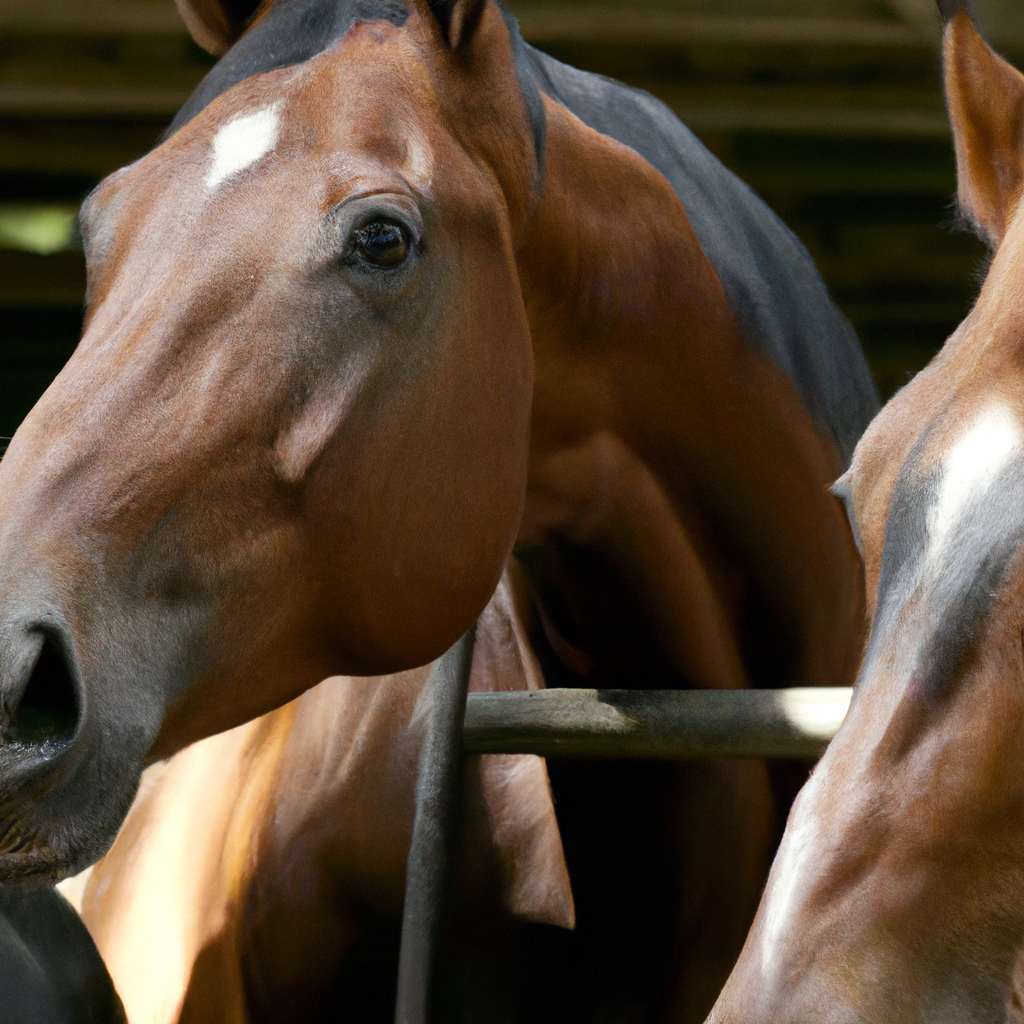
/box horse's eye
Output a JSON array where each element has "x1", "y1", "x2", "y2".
[{"x1": 352, "y1": 220, "x2": 410, "y2": 268}]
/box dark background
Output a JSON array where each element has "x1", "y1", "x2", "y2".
[{"x1": 1, "y1": 0, "x2": 1015, "y2": 439}]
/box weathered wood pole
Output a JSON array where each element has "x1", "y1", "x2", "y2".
[
  {"x1": 394, "y1": 625, "x2": 477, "y2": 1024},
  {"x1": 463, "y1": 687, "x2": 853, "y2": 759}
]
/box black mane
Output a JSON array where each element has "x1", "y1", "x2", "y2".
[{"x1": 167, "y1": 0, "x2": 407, "y2": 137}]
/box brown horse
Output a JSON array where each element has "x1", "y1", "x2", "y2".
[
  {"x1": 0, "y1": 0, "x2": 873, "y2": 1016},
  {"x1": 706, "y1": 5, "x2": 1024, "y2": 1022}
]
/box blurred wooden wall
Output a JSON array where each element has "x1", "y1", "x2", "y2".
[{"x1": 0, "y1": 0, "x2": 1005, "y2": 435}]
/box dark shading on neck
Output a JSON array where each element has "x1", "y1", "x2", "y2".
[
  {"x1": 873, "y1": 430, "x2": 939, "y2": 625},
  {"x1": 163, "y1": 0, "x2": 546, "y2": 173}
]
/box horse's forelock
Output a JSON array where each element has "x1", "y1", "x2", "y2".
[
  {"x1": 165, "y1": 0, "x2": 409, "y2": 138},
  {"x1": 163, "y1": 0, "x2": 546, "y2": 178}
]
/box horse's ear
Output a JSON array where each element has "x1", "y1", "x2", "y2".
[
  {"x1": 941, "y1": 2, "x2": 1024, "y2": 245},
  {"x1": 174, "y1": 0, "x2": 264, "y2": 56},
  {"x1": 419, "y1": 0, "x2": 487, "y2": 49}
]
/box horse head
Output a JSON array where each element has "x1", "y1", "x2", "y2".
[
  {"x1": 0, "y1": 0, "x2": 538, "y2": 882},
  {"x1": 708, "y1": 5, "x2": 1024, "y2": 1021}
]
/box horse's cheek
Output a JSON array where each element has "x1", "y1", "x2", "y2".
[{"x1": 295, "y1": 273, "x2": 531, "y2": 673}]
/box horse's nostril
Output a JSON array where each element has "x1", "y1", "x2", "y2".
[{"x1": 7, "y1": 637, "x2": 79, "y2": 746}]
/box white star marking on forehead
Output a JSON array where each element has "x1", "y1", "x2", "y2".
[
  {"x1": 206, "y1": 102, "x2": 283, "y2": 190},
  {"x1": 928, "y1": 403, "x2": 1022, "y2": 559}
]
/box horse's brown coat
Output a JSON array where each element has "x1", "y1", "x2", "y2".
[
  {"x1": 79, "y1": 567, "x2": 783, "y2": 1023},
  {"x1": 0, "y1": 0, "x2": 863, "y2": 884},
  {"x1": 0, "y1": 0, "x2": 544, "y2": 881}
]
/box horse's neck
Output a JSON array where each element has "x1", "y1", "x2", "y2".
[{"x1": 515, "y1": 97, "x2": 864, "y2": 691}]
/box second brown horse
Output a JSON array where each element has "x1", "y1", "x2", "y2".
[{"x1": 708, "y1": 4, "x2": 1024, "y2": 1022}]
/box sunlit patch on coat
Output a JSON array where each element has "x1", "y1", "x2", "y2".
[
  {"x1": 759, "y1": 766, "x2": 825, "y2": 976},
  {"x1": 206, "y1": 102, "x2": 283, "y2": 190},
  {"x1": 403, "y1": 132, "x2": 432, "y2": 187}
]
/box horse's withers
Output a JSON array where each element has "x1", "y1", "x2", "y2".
[
  {"x1": 0, "y1": 1, "x2": 538, "y2": 881},
  {"x1": 708, "y1": 8, "x2": 1024, "y2": 1022}
]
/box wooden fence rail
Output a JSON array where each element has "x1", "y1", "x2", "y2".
[{"x1": 463, "y1": 686, "x2": 854, "y2": 759}]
